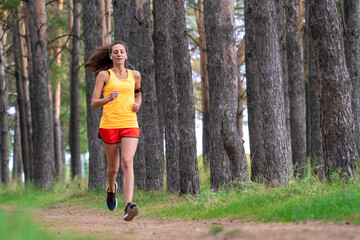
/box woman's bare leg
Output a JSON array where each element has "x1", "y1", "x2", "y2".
[
  {"x1": 121, "y1": 137, "x2": 138, "y2": 204},
  {"x1": 104, "y1": 143, "x2": 120, "y2": 192}
]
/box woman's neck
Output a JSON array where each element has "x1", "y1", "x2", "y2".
[{"x1": 113, "y1": 64, "x2": 126, "y2": 75}]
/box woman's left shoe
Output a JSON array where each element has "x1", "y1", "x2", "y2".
[
  {"x1": 123, "y1": 202, "x2": 139, "y2": 221},
  {"x1": 106, "y1": 182, "x2": 118, "y2": 211}
]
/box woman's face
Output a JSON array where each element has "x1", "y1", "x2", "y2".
[{"x1": 110, "y1": 44, "x2": 127, "y2": 64}]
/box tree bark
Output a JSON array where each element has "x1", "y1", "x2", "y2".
[
  {"x1": 101, "y1": 0, "x2": 112, "y2": 45},
  {"x1": 52, "y1": 0, "x2": 64, "y2": 180},
  {"x1": 12, "y1": 106, "x2": 23, "y2": 181},
  {"x1": 304, "y1": 0, "x2": 325, "y2": 178},
  {"x1": 278, "y1": 0, "x2": 292, "y2": 161},
  {"x1": 245, "y1": 0, "x2": 292, "y2": 185},
  {"x1": 343, "y1": 0, "x2": 360, "y2": 155},
  {"x1": 12, "y1": 7, "x2": 31, "y2": 182},
  {"x1": 204, "y1": 0, "x2": 248, "y2": 189},
  {"x1": 309, "y1": 0, "x2": 358, "y2": 178},
  {"x1": 23, "y1": 4, "x2": 35, "y2": 181},
  {"x1": 113, "y1": 0, "x2": 164, "y2": 191},
  {"x1": 83, "y1": 0, "x2": 106, "y2": 189},
  {"x1": 170, "y1": 0, "x2": 200, "y2": 195},
  {"x1": 236, "y1": 38, "x2": 245, "y2": 138},
  {"x1": 153, "y1": 0, "x2": 181, "y2": 193},
  {"x1": 70, "y1": 0, "x2": 82, "y2": 179},
  {"x1": 26, "y1": 0, "x2": 53, "y2": 189},
  {"x1": 286, "y1": 0, "x2": 307, "y2": 177},
  {"x1": 0, "y1": 11, "x2": 9, "y2": 185},
  {"x1": 197, "y1": 0, "x2": 210, "y2": 164}
]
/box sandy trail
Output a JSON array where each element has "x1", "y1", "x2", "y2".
[{"x1": 34, "y1": 204, "x2": 360, "y2": 240}]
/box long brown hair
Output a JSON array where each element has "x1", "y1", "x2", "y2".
[{"x1": 84, "y1": 41, "x2": 128, "y2": 75}]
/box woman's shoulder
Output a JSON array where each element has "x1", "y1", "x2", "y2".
[
  {"x1": 97, "y1": 70, "x2": 111, "y2": 79},
  {"x1": 130, "y1": 69, "x2": 141, "y2": 78}
]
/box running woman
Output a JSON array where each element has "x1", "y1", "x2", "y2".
[{"x1": 85, "y1": 41, "x2": 141, "y2": 221}]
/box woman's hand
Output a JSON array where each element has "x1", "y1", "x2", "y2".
[
  {"x1": 132, "y1": 102, "x2": 140, "y2": 112},
  {"x1": 109, "y1": 90, "x2": 119, "y2": 101}
]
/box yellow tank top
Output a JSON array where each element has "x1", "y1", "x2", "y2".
[{"x1": 99, "y1": 68, "x2": 139, "y2": 129}]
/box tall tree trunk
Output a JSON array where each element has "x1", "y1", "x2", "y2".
[
  {"x1": 52, "y1": 0, "x2": 64, "y2": 180},
  {"x1": 278, "y1": 0, "x2": 292, "y2": 162},
  {"x1": 309, "y1": 0, "x2": 358, "y2": 178},
  {"x1": 237, "y1": 38, "x2": 245, "y2": 138},
  {"x1": 23, "y1": 2, "x2": 35, "y2": 181},
  {"x1": 113, "y1": 0, "x2": 144, "y2": 190},
  {"x1": 83, "y1": 0, "x2": 106, "y2": 189},
  {"x1": 304, "y1": 0, "x2": 325, "y2": 178},
  {"x1": 12, "y1": 105, "x2": 23, "y2": 181},
  {"x1": 204, "y1": 0, "x2": 248, "y2": 189},
  {"x1": 245, "y1": 0, "x2": 265, "y2": 182},
  {"x1": 245, "y1": 0, "x2": 292, "y2": 185},
  {"x1": 343, "y1": 0, "x2": 360, "y2": 155},
  {"x1": 113, "y1": 0, "x2": 164, "y2": 191},
  {"x1": 101, "y1": 0, "x2": 112, "y2": 45},
  {"x1": 12, "y1": 7, "x2": 31, "y2": 182},
  {"x1": 286, "y1": 0, "x2": 307, "y2": 177},
  {"x1": 170, "y1": 0, "x2": 200, "y2": 195},
  {"x1": 197, "y1": 0, "x2": 210, "y2": 164},
  {"x1": 153, "y1": 0, "x2": 180, "y2": 193},
  {"x1": 20, "y1": 3, "x2": 34, "y2": 182},
  {"x1": 0, "y1": 10, "x2": 10, "y2": 185},
  {"x1": 70, "y1": 0, "x2": 82, "y2": 179},
  {"x1": 26, "y1": 0, "x2": 53, "y2": 189}
]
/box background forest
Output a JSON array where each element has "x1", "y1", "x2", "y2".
[{"x1": 0, "y1": 0, "x2": 359, "y2": 195}]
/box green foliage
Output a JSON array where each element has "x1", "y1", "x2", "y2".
[{"x1": 0, "y1": 0, "x2": 20, "y2": 10}]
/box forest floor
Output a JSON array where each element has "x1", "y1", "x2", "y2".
[{"x1": 34, "y1": 203, "x2": 360, "y2": 240}]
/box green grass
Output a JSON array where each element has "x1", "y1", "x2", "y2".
[
  {"x1": 0, "y1": 207, "x2": 94, "y2": 240},
  {"x1": 1, "y1": 177, "x2": 360, "y2": 223},
  {"x1": 1, "y1": 174, "x2": 360, "y2": 239}
]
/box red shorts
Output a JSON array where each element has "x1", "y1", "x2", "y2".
[{"x1": 98, "y1": 128, "x2": 140, "y2": 144}]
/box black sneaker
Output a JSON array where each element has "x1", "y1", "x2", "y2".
[
  {"x1": 123, "y1": 202, "x2": 139, "y2": 221},
  {"x1": 106, "y1": 182, "x2": 118, "y2": 211}
]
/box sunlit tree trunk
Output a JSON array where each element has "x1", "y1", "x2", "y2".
[
  {"x1": 26, "y1": 0, "x2": 54, "y2": 189},
  {"x1": 52, "y1": 0, "x2": 64, "y2": 180},
  {"x1": 236, "y1": 38, "x2": 245, "y2": 138},
  {"x1": 20, "y1": 2, "x2": 34, "y2": 182},
  {"x1": 83, "y1": 0, "x2": 106, "y2": 189},
  {"x1": 101, "y1": 0, "x2": 112, "y2": 44},
  {"x1": 197, "y1": 0, "x2": 210, "y2": 164}
]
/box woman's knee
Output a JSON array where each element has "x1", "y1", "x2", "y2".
[
  {"x1": 121, "y1": 157, "x2": 133, "y2": 170},
  {"x1": 107, "y1": 165, "x2": 119, "y2": 175}
]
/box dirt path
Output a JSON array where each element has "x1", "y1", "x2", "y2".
[{"x1": 36, "y1": 204, "x2": 360, "y2": 240}]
